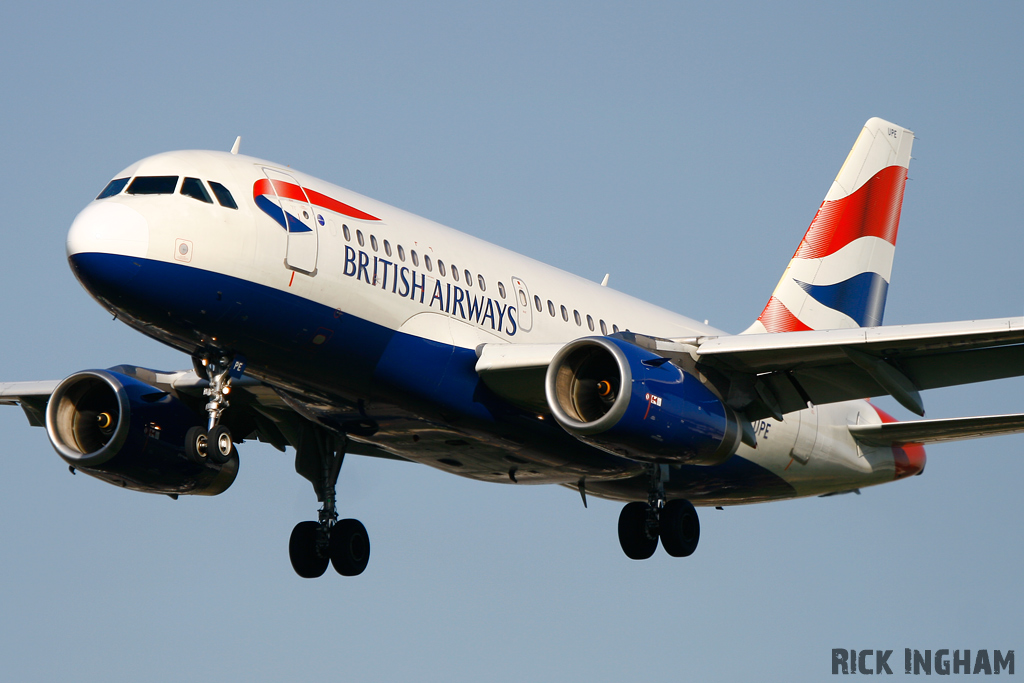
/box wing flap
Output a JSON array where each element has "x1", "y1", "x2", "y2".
[{"x1": 850, "y1": 413, "x2": 1024, "y2": 446}]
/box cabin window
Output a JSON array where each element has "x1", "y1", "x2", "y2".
[
  {"x1": 548, "y1": 300, "x2": 555, "y2": 317},
  {"x1": 398, "y1": 245, "x2": 406, "y2": 262},
  {"x1": 343, "y1": 224, "x2": 351, "y2": 241},
  {"x1": 613, "y1": 324, "x2": 620, "y2": 333},
  {"x1": 356, "y1": 230, "x2": 365, "y2": 247},
  {"x1": 411, "y1": 250, "x2": 419, "y2": 267},
  {"x1": 534, "y1": 295, "x2": 542, "y2": 311},
  {"x1": 464, "y1": 269, "x2": 472, "y2": 286},
  {"x1": 498, "y1": 282, "x2": 506, "y2": 299},
  {"x1": 438, "y1": 260, "x2": 446, "y2": 276},
  {"x1": 561, "y1": 305, "x2": 569, "y2": 322},
  {"x1": 424, "y1": 255, "x2": 432, "y2": 272},
  {"x1": 370, "y1": 235, "x2": 378, "y2": 251},
  {"x1": 96, "y1": 178, "x2": 128, "y2": 199},
  {"x1": 573, "y1": 310, "x2": 581, "y2": 326},
  {"x1": 127, "y1": 176, "x2": 178, "y2": 195},
  {"x1": 384, "y1": 239, "x2": 392, "y2": 256},
  {"x1": 180, "y1": 177, "x2": 212, "y2": 204},
  {"x1": 587, "y1": 314, "x2": 595, "y2": 331},
  {"x1": 208, "y1": 181, "x2": 237, "y2": 209},
  {"x1": 478, "y1": 274, "x2": 486, "y2": 291},
  {"x1": 600, "y1": 320, "x2": 607, "y2": 335},
  {"x1": 451, "y1": 265, "x2": 459, "y2": 282}
]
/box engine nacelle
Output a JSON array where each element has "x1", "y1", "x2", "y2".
[
  {"x1": 45, "y1": 369, "x2": 237, "y2": 495},
  {"x1": 545, "y1": 337, "x2": 743, "y2": 465}
]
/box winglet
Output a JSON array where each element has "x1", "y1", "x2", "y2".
[{"x1": 745, "y1": 118, "x2": 914, "y2": 334}]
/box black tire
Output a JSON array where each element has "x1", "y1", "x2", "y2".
[
  {"x1": 289, "y1": 521, "x2": 329, "y2": 579},
  {"x1": 618, "y1": 502, "x2": 658, "y2": 560},
  {"x1": 185, "y1": 426, "x2": 208, "y2": 464},
  {"x1": 207, "y1": 425, "x2": 234, "y2": 465},
  {"x1": 330, "y1": 518, "x2": 370, "y2": 576},
  {"x1": 660, "y1": 499, "x2": 700, "y2": 557}
]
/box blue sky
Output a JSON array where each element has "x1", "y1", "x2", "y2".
[{"x1": 1, "y1": 2, "x2": 1021, "y2": 681}]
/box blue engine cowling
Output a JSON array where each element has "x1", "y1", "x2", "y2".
[
  {"x1": 544, "y1": 337, "x2": 743, "y2": 465},
  {"x1": 45, "y1": 369, "x2": 237, "y2": 495}
]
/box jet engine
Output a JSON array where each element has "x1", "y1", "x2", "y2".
[
  {"x1": 45, "y1": 369, "x2": 237, "y2": 495},
  {"x1": 545, "y1": 337, "x2": 743, "y2": 465}
]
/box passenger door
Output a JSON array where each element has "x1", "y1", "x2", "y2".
[
  {"x1": 510, "y1": 277, "x2": 533, "y2": 333},
  {"x1": 263, "y1": 168, "x2": 318, "y2": 276}
]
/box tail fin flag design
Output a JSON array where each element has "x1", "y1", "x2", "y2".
[{"x1": 744, "y1": 118, "x2": 914, "y2": 334}]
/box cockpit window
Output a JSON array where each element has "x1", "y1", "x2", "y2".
[
  {"x1": 180, "y1": 177, "x2": 213, "y2": 204},
  {"x1": 208, "y1": 181, "x2": 238, "y2": 209},
  {"x1": 127, "y1": 176, "x2": 179, "y2": 195},
  {"x1": 96, "y1": 178, "x2": 129, "y2": 199}
]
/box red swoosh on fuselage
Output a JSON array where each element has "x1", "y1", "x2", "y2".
[{"x1": 253, "y1": 178, "x2": 380, "y2": 222}]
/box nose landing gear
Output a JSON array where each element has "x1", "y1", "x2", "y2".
[
  {"x1": 186, "y1": 353, "x2": 242, "y2": 465},
  {"x1": 617, "y1": 464, "x2": 700, "y2": 560}
]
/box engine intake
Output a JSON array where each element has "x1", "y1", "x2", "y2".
[
  {"x1": 46, "y1": 369, "x2": 237, "y2": 495},
  {"x1": 545, "y1": 337, "x2": 742, "y2": 465}
]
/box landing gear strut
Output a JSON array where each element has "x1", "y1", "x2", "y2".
[
  {"x1": 288, "y1": 428, "x2": 370, "y2": 578},
  {"x1": 186, "y1": 353, "x2": 240, "y2": 465},
  {"x1": 617, "y1": 464, "x2": 700, "y2": 560}
]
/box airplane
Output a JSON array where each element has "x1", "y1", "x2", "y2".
[{"x1": 2, "y1": 117, "x2": 1022, "y2": 578}]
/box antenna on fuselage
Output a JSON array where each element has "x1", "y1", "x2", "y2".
[
  {"x1": 230, "y1": 136, "x2": 241, "y2": 155},
  {"x1": 600, "y1": 273, "x2": 609, "y2": 287}
]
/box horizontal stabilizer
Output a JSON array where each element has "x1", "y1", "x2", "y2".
[{"x1": 849, "y1": 413, "x2": 1024, "y2": 447}]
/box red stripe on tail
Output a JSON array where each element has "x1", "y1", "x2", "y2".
[
  {"x1": 793, "y1": 165, "x2": 907, "y2": 260},
  {"x1": 756, "y1": 296, "x2": 813, "y2": 333}
]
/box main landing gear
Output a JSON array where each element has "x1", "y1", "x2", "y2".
[
  {"x1": 186, "y1": 353, "x2": 238, "y2": 465},
  {"x1": 617, "y1": 464, "x2": 700, "y2": 560},
  {"x1": 288, "y1": 428, "x2": 370, "y2": 578}
]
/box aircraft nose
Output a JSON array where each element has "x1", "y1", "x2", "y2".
[
  {"x1": 893, "y1": 442, "x2": 926, "y2": 479},
  {"x1": 67, "y1": 201, "x2": 149, "y2": 258},
  {"x1": 67, "y1": 202, "x2": 151, "y2": 305}
]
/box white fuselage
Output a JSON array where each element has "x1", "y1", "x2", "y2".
[{"x1": 66, "y1": 149, "x2": 915, "y2": 505}]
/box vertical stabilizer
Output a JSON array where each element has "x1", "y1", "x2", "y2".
[{"x1": 744, "y1": 118, "x2": 914, "y2": 334}]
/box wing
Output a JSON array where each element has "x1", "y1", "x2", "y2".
[
  {"x1": 475, "y1": 343, "x2": 563, "y2": 412},
  {"x1": 689, "y1": 316, "x2": 1022, "y2": 419},
  {"x1": 0, "y1": 380, "x2": 60, "y2": 426},
  {"x1": 849, "y1": 413, "x2": 1024, "y2": 446},
  {"x1": 0, "y1": 366, "x2": 398, "y2": 460},
  {"x1": 476, "y1": 317, "x2": 1024, "y2": 421}
]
